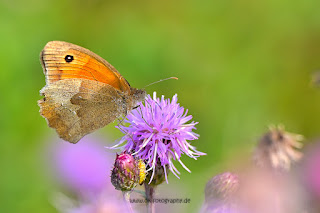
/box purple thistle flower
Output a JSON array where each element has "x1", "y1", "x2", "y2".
[{"x1": 110, "y1": 92, "x2": 206, "y2": 183}]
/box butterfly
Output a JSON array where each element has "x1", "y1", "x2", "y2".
[{"x1": 38, "y1": 41, "x2": 146, "y2": 143}]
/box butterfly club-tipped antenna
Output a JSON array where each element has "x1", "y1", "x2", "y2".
[{"x1": 143, "y1": 77, "x2": 178, "y2": 89}]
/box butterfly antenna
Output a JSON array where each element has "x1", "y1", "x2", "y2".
[{"x1": 143, "y1": 77, "x2": 178, "y2": 89}]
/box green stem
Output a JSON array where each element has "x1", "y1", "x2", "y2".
[
  {"x1": 123, "y1": 191, "x2": 134, "y2": 213},
  {"x1": 132, "y1": 189, "x2": 147, "y2": 198},
  {"x1": 144, "y1": 183, "x2": 155, "y2": 213}
]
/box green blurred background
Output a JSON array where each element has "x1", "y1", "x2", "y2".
[{"x1": 1, "y1": 0, "x2": 320, "y2": 212}]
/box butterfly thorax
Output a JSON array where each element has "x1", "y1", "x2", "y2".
[{"x1": 129, "y1": 88, "x2": 146, "y2": 109}]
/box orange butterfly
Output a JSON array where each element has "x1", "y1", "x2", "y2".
[{"x1": 38, "y1": 41, "x2": 146, "y2": 143}]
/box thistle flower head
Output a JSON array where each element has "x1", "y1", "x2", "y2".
[
  {"x1": 253, "y1": 125, "x2": 303, "y2": 172},
  {"x1": 111, "y1": 152, "x2": 140, "y2": 191},
  {"x1": 110, "y1": 92, "x2": 206, "y2": 183}
]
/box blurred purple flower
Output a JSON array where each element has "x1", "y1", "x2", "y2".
[
  {"x1": 203, "y1": 205, "x2": 243, "y2": 213},
  {"x1": 203, "y1": 172, "x2": 240, "y2": 213},
  {"x1": 304, "y1": 142, "x2": 320, "y2": 198},
  {"x1": 205, "y1": 172, "x2": 239, "y2": 204},
  {"x1": 48, "y1": 136, "x2": 114, "y2": 197},
  {"x1": 237, "y1": 168, "x2": 304, "y2": 213},
  {"x1": 70, "y1": 197, "x2": 129, "y2": 213},
  {"x1": 52, "y1": 192, "x2": 130, "y2": 213},
  {"x1": 201, "y1": 169, "x2": 305, "y2": 213},
  {"x1": 110, "y1": 92, "x2": 205, "y2": 183}
]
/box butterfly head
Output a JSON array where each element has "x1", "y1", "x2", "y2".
[{"x1": 131, "y1": 88, "x2": 146, "y2": 106}]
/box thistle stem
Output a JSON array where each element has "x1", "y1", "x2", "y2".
[
  {"x1": 132, "y1": 189, "x2": 147, "y2": 198},
  {"x1": 144, "y1": 183, "x2": 155, "y2": 213},
  {"x1": 123, "y1": 191, "x2": 134, "y2": 213}
]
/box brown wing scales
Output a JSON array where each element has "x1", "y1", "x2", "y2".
[{"x1": 38, "y1": 79, "x2": 127, "y2": 143}]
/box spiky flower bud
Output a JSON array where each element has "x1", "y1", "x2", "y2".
[
  {"x1": 253, "y1": 125, "x2": 303, "y2": 171},
  {"x1": 111, "y1": 152, "x2": 139, "y2": 191},
  {"x1": 205, "y1": 172, "x2": 240, "y2": 204},
  {"x1": 202, "y1": 172, "x2": 239, "y2": 213}
]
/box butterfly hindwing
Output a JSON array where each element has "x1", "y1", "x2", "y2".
[{"x1": 38, "y1": 79, "x2": 127, "y2": 143}]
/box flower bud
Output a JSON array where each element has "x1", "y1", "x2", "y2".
[
  {"x1": 111, "y1": 152, "x2": 139, "y2": 191},
  {"x1": 205, "y1": 172, "x2": 239, "y2": 204},
  {"x1": 253, "y1": 125, "x2": 303, "y2": 171}
]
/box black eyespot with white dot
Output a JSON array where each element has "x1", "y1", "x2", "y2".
[{"x1": 65, "y1": 55, "x2": 74, "y2": 63}]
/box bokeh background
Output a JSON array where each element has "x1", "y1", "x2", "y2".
[{"x1": 1, "y1": 0, "x2": 320, "y2": 212}]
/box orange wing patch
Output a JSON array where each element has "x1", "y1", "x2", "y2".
[{"x1": 40, "y1": 41, "x2": 131, "y2": 93}]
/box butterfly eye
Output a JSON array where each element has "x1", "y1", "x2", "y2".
[{"x1": 65, "y1": 55, "x2": 74, "y2": 63}]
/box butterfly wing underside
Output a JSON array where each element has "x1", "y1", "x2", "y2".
[
  {"x1": 38, "y1": 79, "x2": 127, "y2": 143},
  {"x1": 38, "y1": 41, "x2": 145, "y2": 143}
]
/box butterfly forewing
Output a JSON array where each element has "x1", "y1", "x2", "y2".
[{"x1": 41, "y1": 41, "x2": 131, "y2": 93}]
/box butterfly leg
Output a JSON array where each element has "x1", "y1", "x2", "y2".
[{"x1": 136, "y1": 105, "x2": 153, "y2": 129}]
